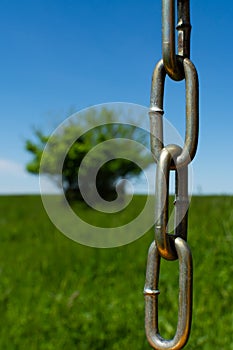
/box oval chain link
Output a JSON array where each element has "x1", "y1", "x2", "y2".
[
  {"x1": 162, "y1": 0, "x2": 191, "y2": 81},
  {"x1": 144, "y1": 238, "x2": 193, "y2": 350},
  {"x1": 155, "y1": 144, "x2": 189, "y2": 260},
  {"x1": 149, "y1": 58, "x2": 199, "y2": 169}
]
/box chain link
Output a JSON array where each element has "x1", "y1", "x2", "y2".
[
  {"x1": 155, "y1": 144, "x2": 189, "y2": 260},
  {"x1": 162, "y1": 0, "x2": 191, "y2": 80},
  {"x1": 144, "y1": 238, "x2": 193, "y2": 350},
  {"x1": 144, "y1": 1, "x2": 199, "y2": 349},
  {"x1": 149, "y1": 58, "x2": 199, "y2": 169}
]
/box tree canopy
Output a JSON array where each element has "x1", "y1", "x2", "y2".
[{"x1": 25, "y1": 108, "x2": 152, "y2": 203}]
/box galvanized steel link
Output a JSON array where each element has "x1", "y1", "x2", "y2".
[
  {"x1": 144, "y1": 238, "x2": 193, "y2": 350},
  {"x1": 162, "y1": 0, "x2": 191, "y2": 81},
  {"x1": 155, "y1": 144, "x2": 189, "y2": 260},
  {"x1": 149, "y1": 58, "x2": 199, "y2": 169}
]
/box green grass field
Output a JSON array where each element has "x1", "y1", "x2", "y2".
[{"x1": 0, "y1": 195, "x2": 232, "y2": 349}]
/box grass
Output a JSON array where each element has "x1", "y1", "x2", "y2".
[{"x1": 0, "y1": 195, "x2": 232, "y2": 349}]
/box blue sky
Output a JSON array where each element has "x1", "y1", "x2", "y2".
[{"x1": 1, "y1": 0, "x2": 233, "y2": 194}]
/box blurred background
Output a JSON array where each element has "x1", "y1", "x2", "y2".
[
  {"x1": 1, "y1": 0, "x2": 233, "y2": 195},
  {"x1": 0, "y1": 1, "x2": 233, "y2": 350}
]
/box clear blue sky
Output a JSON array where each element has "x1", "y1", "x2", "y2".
[{"x1": 1, "y1": 0, "x2": 233, "y2": 194}]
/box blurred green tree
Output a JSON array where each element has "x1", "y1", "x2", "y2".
[{"x1": 25, "y1": 108, "x2": 152, "y2": 202}]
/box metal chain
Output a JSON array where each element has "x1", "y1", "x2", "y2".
[{"x1": 144, "y1": 1, "x2": 199, "y2": 349}]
